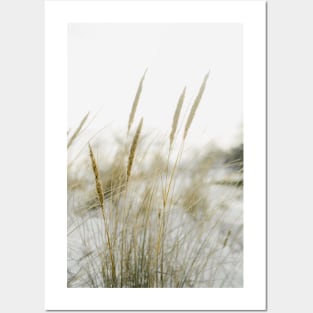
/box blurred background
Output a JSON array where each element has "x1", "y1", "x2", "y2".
[{"x1": 68, "y1": 23, "x2": 243, "y2": 150}]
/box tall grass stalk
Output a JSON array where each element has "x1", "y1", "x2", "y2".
[{"x1": 88, "y1": 143, "x2": 117, "y2": 285}]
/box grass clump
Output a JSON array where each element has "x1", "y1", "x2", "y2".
[{"x1": 67, "y1": 71, "x2": 243, "y2": 288}]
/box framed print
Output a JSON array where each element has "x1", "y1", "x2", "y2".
[{"x1": 45, "y1": 0, "x2": 266, "y2": 310}]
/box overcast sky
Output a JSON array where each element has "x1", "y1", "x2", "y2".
[{"x1": 68, "y1": 23, "x2": 242, "y2": 149}]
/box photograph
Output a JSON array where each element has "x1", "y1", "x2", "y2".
[
  {"x1": 67, "y1": 23, "x2": 243, "y2": 288},
  {"x1": 45, "y1": 1, "x2": 266, "y2": 309}
]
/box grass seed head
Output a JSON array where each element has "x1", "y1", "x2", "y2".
[
  {"x1": 67, "y1": 112, "x2": 89, "y2": 148},
  {"x1": 127, "y1": 118, "x2": 143, "y2": 181},
  {"x1": 88, "y1": 143, "x2": 104, "y2": 207},
  {"x1": 183, "y1": 72, "x2": 209, "y2": 140},
  {"x1": 127, "y1": 69, "x2": 147, "y2": 134},
  {"x1": 170, "y1": 87, "x2": 186, "y2": 147}
]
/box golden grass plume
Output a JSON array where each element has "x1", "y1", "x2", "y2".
[
  {"x1": 170, "y1": 87, "x2": 186, "y2": 147},
  {"x1": 183, "y1": 72, "x2": 209, "y2": 140},
  {"x1": 88, "y1": 143, "x2": 104, "y2": 207},
  {"x1": 127, "y1": 69, "x2": 147, "y2": 134},
  {"x1": 127, "y1": 118, "x2": 143, "y2": 181},
  {"x1": 67, "y1": 112, "x2": 89, "y2": 148}
]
